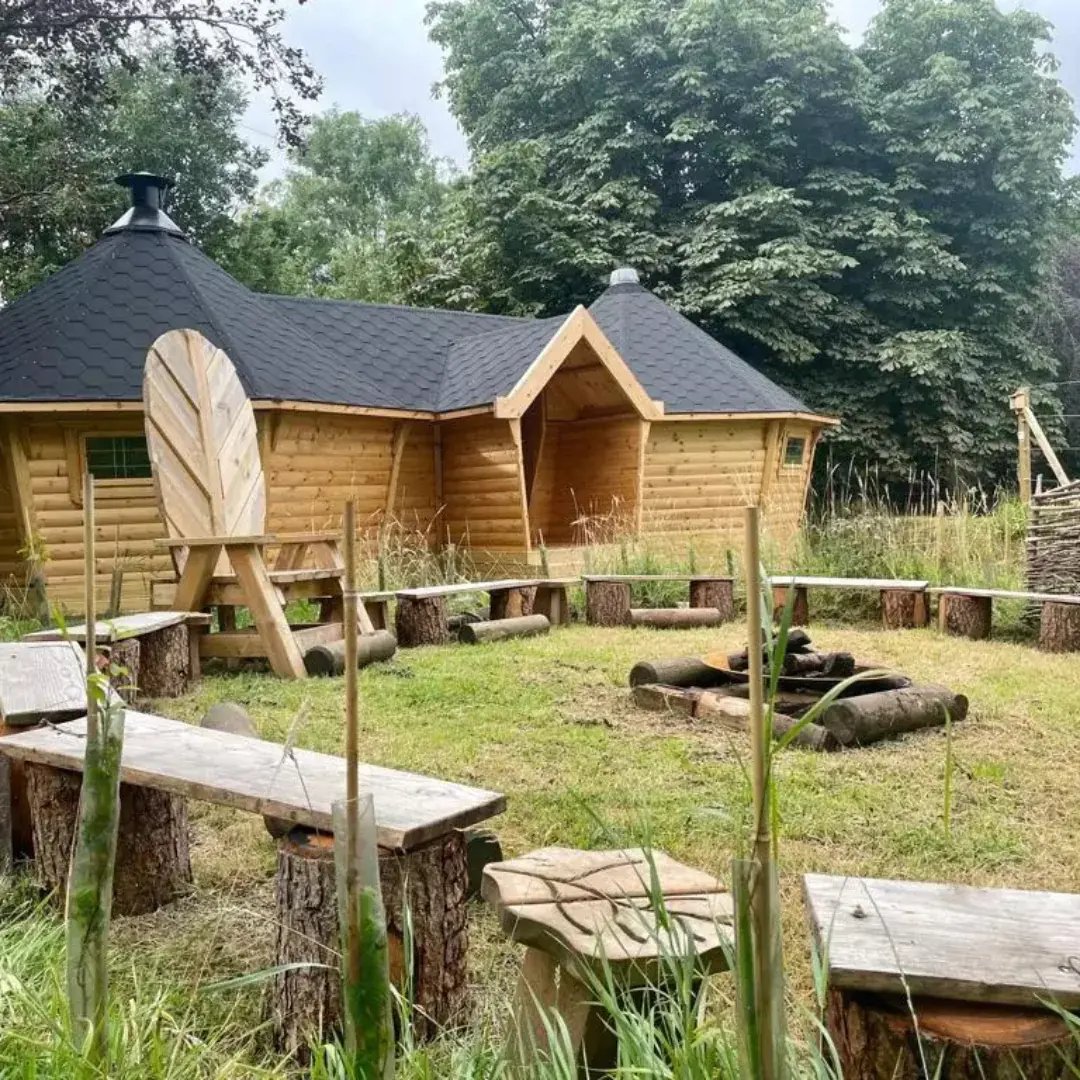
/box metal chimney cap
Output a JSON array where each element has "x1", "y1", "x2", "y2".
[
  {"x1": 104, "y1": 172, "x2": 185, "y2": 237},
  {"x1": 609, "y1": 266, "x2": 640, "y2": 286}
]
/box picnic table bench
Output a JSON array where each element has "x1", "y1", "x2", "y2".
[
  {"x1": 24, "y1": 611, "x2": 211, "y2": 698},
  {"x1": 769, "y1": 576, "x2": 931, "y2": 629},
  {"x1": 582, "y1": 574, "x2": 735, "y2": 628},
  {"x1": 0, "y1": 711, "x2": 504, "y2": 1041},
  {"x1": 395, "y1": 577, "x2": 578, "y2": 646},
  {"x1": 804, "y1": 873, "x2": 1080, "y2": 1078},
  {"x1": 930, "y1": 586, "x2": 1080, "y2": 649}
]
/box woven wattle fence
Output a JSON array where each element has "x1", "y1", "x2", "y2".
[{"x1": 1026, "y1": 479, "x2": 1080, "y2": 595}]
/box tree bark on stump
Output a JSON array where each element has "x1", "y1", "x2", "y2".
[
  {"x1": 139, "y1": 623, "x2": 194, "y2": 698},
  {"x1": 489, "y1": 586, "x2": 536, "y2": 620},
  {"x1": 395, "y1": 596, "x2": 449, "y2": 647},
  {"x1": 881, "y1": 589, "x2": 930, "y2": 630},
  {"x1": 689, "y1": 578, "x2": 734, "y2": 620},
  {"x1": 107, "y1": 638, "x2": 141, "y2": 703},
  {"x1": 1, "y1": 723, "x2": 35, "y2": 860},
  {"x1": 585, "y1": 581, "x2": 631, "y2": 627},
  {"x1": 773, "y1": 585, "x2": 809, "y2": 626},
  {"x1": 939, "y1": 594, "x2": 992, "y2": 640},
  {"x1": 1038, "y1": 601, "x2": 1080, "y2": 652},
  {"x1": 24, "y1": 763, "x2": 191, "y2": 915},
  {"x1": 272, "y1": 827, "x2": 468, "y2": 1057},
  {"x1": 825, "y1": 990, "x2": 1077, "y2": 1079}
]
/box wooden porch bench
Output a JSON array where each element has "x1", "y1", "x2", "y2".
[
  {"x1": 769, "y1": 576, "x2": 931, "y2": 629},
  {"x1": 582, "y1": 574, "x2": 735, "y2": 628},
  {"x1": 0, "y1": 711, "x2": 505, "y2": 1044},
  {"x1": 930, "y1": 586, "x2": 1080, "y2": 648},
  {"x1": 395, "y1": 578, "x2": 578, "y2": 646}
]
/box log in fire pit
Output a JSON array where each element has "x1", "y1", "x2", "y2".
[{"x1": 628, "y1": 631, "x2": 967, "y2": 751}]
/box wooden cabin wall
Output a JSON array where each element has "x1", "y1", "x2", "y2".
[
  {"x1": 440, "y1": 413, "x2": 528, "y2": 551},
  {"x1": 761, "y1": 420, "x2": 816, "y2": 551},
  {"x1": 528, "y1": 417, "x2": 641, "y2": 544},
  {"x1": 0, "y1": 427, "x2": 26, "y2": 588},
  {"x1": 260, "y1": 411, "x2": 436, "y2": 541},
  {"x1": 14, "y1": 415, "x2": 170, "y2": 614}
]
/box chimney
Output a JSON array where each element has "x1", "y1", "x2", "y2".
[
  {"x1": 609, "y1": 266, "x2": 640, "y2": 286},
  {"x1": 104, "y1": 172, "x2": 185, "y2": 237}
]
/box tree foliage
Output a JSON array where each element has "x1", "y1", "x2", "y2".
[
  {"x1": 420, "y1": 0, "x2": 1077, "y2": 483},
  {"x1": 0, "y1": 0, "x2": 319, "y2": 144},
  {"x1": 219, "y1": 110, "x2": 449, "y2": 301},
  {"x1": 0, "y1": 54, "x2": 266, "y2": 299}
]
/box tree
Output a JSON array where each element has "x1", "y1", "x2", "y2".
[
  {"x1": 0, "y1": 0, "x2": 319, "y2": 145},
  {"x1": 420, "y1": 0, "x2": 1076, "y2": 485},
  {"x1": 220, "y1": 110, "x2": 449, "y2": 301},
  {"x1": 0, "y1": 54, "x2": 266, "y2": 299}
]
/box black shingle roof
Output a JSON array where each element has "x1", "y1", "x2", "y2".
[{"x1": 0, "y1": 226, "x2": 812, "y2": 417}]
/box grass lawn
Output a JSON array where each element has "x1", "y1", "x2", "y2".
[{"x1": 6, "y1": 620, "x2": 1079, "y2": 1068}]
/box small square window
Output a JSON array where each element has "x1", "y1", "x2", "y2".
[
  {"x1": 85, "y1": 436, "x2": 152, "y2": 479},
  {"x1": 783, "y1": 436, "x2": 806, "y2": 467}
]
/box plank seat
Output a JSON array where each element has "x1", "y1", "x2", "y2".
[
  {"x1": 0, "y1": 710, "x2": 505, "y2": 852},
  {"x1": 770, "y1": 575, "x2": 929, "y2": 591},
  {"x1": 582, "y1": 574, "x2": 733, "y2": 583},
  {"x1": 584, "y1": 575, "x2": 735, "y2": 626},
  {"x1": 0, "y1": 641, "x2": 87, "y2": 726},
  {"x1": 768, "y1": 575, "x2": 930, "y2": 629},
  {"x1": 24, "y1": 611, "x2": 210, "y2": 643},
  {"x1": 396, "y1": 577, "x2": 578, "y2": 599},
  {"x1": 157, "y1": 535, "x2": 276, "y2": 548},
  {"x1": 212, "y1": 567, "x2": 342, "y2": 586},
  {"x1": 929, "y1": 586, "x2": 1080, "y2": 604}
]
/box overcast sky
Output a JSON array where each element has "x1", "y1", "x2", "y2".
[{"x1": 245, "y1": 0, "x2": 1080, "y2": 177}]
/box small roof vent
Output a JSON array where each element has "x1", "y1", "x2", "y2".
[
  {"x1": 609, "y1": 266, "x2": 640, "y2": 286},
  {"x1": 104, "y1": 173, "x2": 185, "y2": 237}
]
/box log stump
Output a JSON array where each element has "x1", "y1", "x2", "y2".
[
  {"x1": 689, "y1": 578, "x2": 734, "y2": 621},
  {"x1": 139, "y1": 623, "x2": 195, "y2": 698},
  {"x1": 629, "y1": 608, "x2": 722, "y2": 629},
  {"x1": 24, "y1": 763, "x2": 192, "y2": 915},
  {"x1": 773, "y1": 585, "x2": 809, "y2": 626},
  {"x1": 106, "y1": 638, "x2": 141, "y2": 703},
  {"x1": 395, "y1": 595, "x2": 449, "y2": 647},
  {"x1": 489, "y1": 586, "x2": 536, "y2": 621},
  {"x1": 534, "y1": 584, "x2": 571, "y2": 626},
  {"x1": 881, "y1": 588, "x2": 930, "y2": 630},
  {"x1": 1038, "y1": 601, "x2": 1080, "y2": 652},
  {"x1": 826, "y1": 990, "x2": 1078, "y2": 1079},
  {"x1": 585, "y1": 580, "x2": 631, "y2": 627},
  {"x1": 939, "y1": 593, "x2": 992, "y2": 640},
  {"x1": 1, "y1": 723, "x2": 35, "y2": 860},
  {"x1": 272, "y1": 827, "x2": 468, "y2": 1056}
]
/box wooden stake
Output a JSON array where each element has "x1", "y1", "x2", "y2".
[
  {"x1": 84, "y1": 474, "x2": 97, "y2": 740},
  {"x1": 1024, "y1": 405, "x2": 1069, "y2": 487},
  {"x1": 342, "y1": 500, "x2": 360, "y2": 994},
  {"x1": 1011, "y1": 388, "x2": 1032, "y2": 504}
]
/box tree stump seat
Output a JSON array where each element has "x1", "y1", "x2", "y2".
[
  {"x1": 932, "y1": 587, "x2": 1080, "y2": 645},
  {"x1": 584, "y1": 575, "x2": 735, "y2": 628},
  {"x1": 482, "y1": 847, "x2": 732, "y2": 1074},
  {"x1": 768, "y1": 577, "x2": 932, "y2": 629}
]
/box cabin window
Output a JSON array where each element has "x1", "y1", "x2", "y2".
[
  {"x1": 783, "y1": 436, "x2": 806, "y2": 467},
  {"x1": 84, "y1": 436, "x2": 152, "y2": 480}
]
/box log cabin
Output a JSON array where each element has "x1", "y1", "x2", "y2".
[{"x1": 0, "y1": 174, "x2": 837, "y2": 613}]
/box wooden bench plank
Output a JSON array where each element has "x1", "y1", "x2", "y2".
[
  {"x1": 157, "y1": 535, "x2": 276, "y2": 548},
  {"x1": 770, "y1": 576, "x2": 929, "y2": 590},
  {"x1": 0, "y1": 711, "x2": 505, "y2": 851},
  {"x1": 0, "y1": 642, "x2": 87, "y2": 725},
  {"x1": 930, "y1": 587, "x2": 1080, "y2": 605},
  {"x1": 396, "y1": 578, "x2": 578, "y2": 599},
  {"x1": 804, "y1": 873, "x2": 1080, "y2": 1008},
  {"x1": 24, "y1": 611, "x2": 211, "y2": 644},
  {"x1": 582, "y1": 574, "x2": 734, "y2": 583}
]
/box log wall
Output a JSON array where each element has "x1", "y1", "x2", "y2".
[{"x1": 440, "y1": 413, "x2": 528, "y2": 552}]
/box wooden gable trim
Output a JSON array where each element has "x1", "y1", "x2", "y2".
[
  {"x1": 507, "y1": 417, "x2": 532, "y2": 553},
  {"x1": 661, "y1": 410, "x2": 839, "y2": 427},
  {"x1": 492, "y1": 307, "x2": 664, "y2": 422}
]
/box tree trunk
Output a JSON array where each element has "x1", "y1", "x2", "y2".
[
  {"x1": 24, "y1": 763, "x2": 191, "y2": 916},
  {"x1": 825, "y1": 990, "x2": 1077, "y2": 1080},
  {"x1": 138, "y1": 623, "x2": 194, "y2": 698},
  {"x1": 303, "y1": 630, "x2": 398, "y2": 675},
  {"x1": 459, "y1": 614, "x2": 550, "y2": 644},
  {"x1": 773, "y1": 585, "x2": 809, "y2": 626},
  {"x1": 815, "y1": 685, "x2": 967, "y2": 746},
  {"x1": 1038, "y1": 601, "x2": 1080, "y2": 652},
  {"x1": 585, "y1": 581, "x2": 631, "y2": 627},
  {"x1": 689, "y1": 578, "x2": 734, "y2": 620},
  {"x1": 628, "y1": 608, "x2": 723, "y2": 629},
  {"x1": 939, "y1": 594, "x2": 992, "y2": 640},
  {"x1": 395, "y1": 596, "x2": 449, "y2": 647},
  {"x1": 489, "y1": 586, "x2": 536, "y2": 620},
  {"x1": 881, "y1": 589, "x2": 930, "y2": 630},
  {"x1": 106, "y1": 638, "x2": 141, "y2": 704},
  {"x1": 272, "y1": 827, "x2": 468, "y2": 1057},
  {"x1": 628, "y1": 657, "x2": 730, "y2": 689}
]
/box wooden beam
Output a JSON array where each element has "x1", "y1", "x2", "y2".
[
  {"x1": 385, "y1": 422, "x2": 411, "y2": 519},
  {"x1": 63, "y1": 429, "x2": 84, "y2": 507},
  {"x1": 636, "y1": 420, "x2": 650, "y2": 535},
  {"x1": 507, "y1": 418, "x2": 532, "y2": 553},
  {"x1": 0, "y1": 419, "x2": 38, "y2": 553},
  {"x1": 1023, "y1": 404, "x2": 1068, "y2": 487},
  {"x1": 759, "y1": 420, "x2": 783, "y2": 505},
  {"x1": 1011, "y1": 388, "x2": 1032, "y2": 503}
]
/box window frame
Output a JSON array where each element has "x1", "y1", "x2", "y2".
[
  {"x1": 782, "y1": 435, "x2": 807, "y2": 468},
  {"x1": 81, "y1": 432, "x2": 154, "y2": 482}
]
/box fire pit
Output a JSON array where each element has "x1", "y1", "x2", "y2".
[{"x1": 628, "y1": 631, "x2": 967, "y2": 751}]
